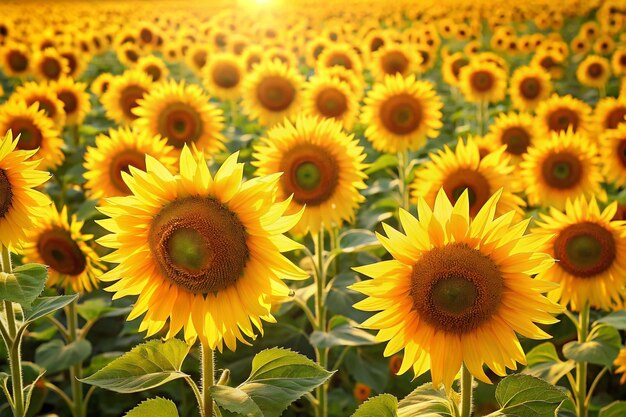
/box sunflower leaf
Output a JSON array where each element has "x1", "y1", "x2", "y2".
[
  {"x1": 339, "y1": 229, "x2": 381, "y2": 253},
  {"x1": 124, "y1": 397, "x2": 179, "y2": 417},
  {"x1": 352, "y1": 394, "x2": 398, "y2": 417},
  {"x1": 78, "y1": 339, "x2": 190, "y2": 393},
  {"x1": 562, "y1": 324, "x2": 621, "y2": 367},
  {"x1": 0, "y1": 264, "x2": 48, "y2": 307},
  {"x1": 397, "y1": 383, "x2": 455, "y2": 417},
  {"x1": 524, "y1": 342, "x2": 575, "y2": 384},
  {"x1": 365, "y1": 154, "x2": 398, "y2": 175},
  {"x1": 596, "y1": 311, "x2": 626, "y2": 330},
  {"x1": 35, "y1": 339, "x2": 92, "y2": 375},
  {"x1": 210, "y1": 386, "x2": 263, "y2": 417},
  {"x1": 309, "y1": 316, "x2": 377, "y2": 348},
  {"x1": 599, "y1": 401, "x2": 626, "y2": 417},
  {"x1": 488, "y1": 374, "x2": 566, "y2": 417},
  {"x1": 23, "y1": 295, "x2": 78, "y2": 324}
]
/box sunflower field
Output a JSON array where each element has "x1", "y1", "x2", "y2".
[{"x1": 3, "y1": 0, "x2": 626, "y2": 416}]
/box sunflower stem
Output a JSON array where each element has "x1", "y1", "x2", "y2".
[
  {"x1": 460, "y1": 365, "x2": 473, "y2": 417},
  {"x1": 477, "y1": 101, "x2": 487, "y2": 136},
  {"x1": 200, "y1": 341, "x2": 215, "y2": 417},
  {"x1": 397, "y1": 150, "x2": 410, "y2": 211},
  {"x1": 576, "y1": 302, "x2": 590, "y2": 417},
  {"x1": 1, "y1": 246, "x2": 25, "y2": 417},
  {"x1": 72, "y1": 124, "x2": 80, "y2": 147},
  {"x1": 66, "y1": 298, "x2": 85, "y2": 417},
  {"x1": 313, "y1": 228, "x2": 328, "y2": 417}
]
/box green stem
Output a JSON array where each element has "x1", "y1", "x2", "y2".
[
  {"x1": 576, "y1": 302, "x2": 590, "y2": 417},
  {"x1": 460, "y1": 365, "x2": 473, "y2": 417},
  {"x1": 72, "y1": 125, "x2": 80, "y2": 147},
  {"x1": 585, "y1": 367, "x2": 608, "y2": 407},
  {"x1": 2, "y1": 247, "x2": 25, "y2": 417},
  {"x1": 67, "y1": 299, "x2": 84, "y2": 417},
  {"x1": 397, "y1": 151, "x2": 410, "y2": 212},
  {"x1": 313, "y1": 228, "x2": 328, "y2": 417},
  {"x1": 477, "y1": 101, "x2": 487, "y2": 136},
  {"x1": 200, "y1": 341, "x2": 214, "y2": 417}
]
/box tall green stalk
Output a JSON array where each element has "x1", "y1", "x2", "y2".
[
  {"x1": 397, "y1": 150, "x2": 410, "y2": 212},
  {"x1": 66, "y1": 298, "x2": 84, "y2": 417},
  {"x1": 576, "y1": 302, "x2": 590, "y2": 417},
  {"x1": 200, "y1": 341, "x2": 215, "y2": 417},
  {"x1": 313, "y1": 228, "x2": 328, "y2": 417},
  {"x1": 460, "y1": 365, "x2": 473, "y2": 417}
]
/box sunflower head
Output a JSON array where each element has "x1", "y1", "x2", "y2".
[
  {"x1": 577, "y1": 55, "x2": 611, "y2": 88},
  {"x1": 370, "y1": 44, "x2": 420, "y2": 82},
  {"x1": 302, "y1": 73, "x2": 359, "y2": 131},
  {"x1": 101, "y1": 70, "x2": 153, "y2": 126},
  {"x1": 12, "y1": 81, "x2": 67, "y2": 129},
  {"x1": 594, "y1": 97, "x2": 626, "y2": 133},
  {"x1": 509, "y1": 65, "x2": 552, "y2": 111},
  {"x1": 2, "y1": 43, "x2": 30, "y2": 77},
  {"x1": 135, "y1": 55, "x2": 170, "y2": 83},
  {"x1": 486, "y1": 112, "x2": 536, "y2": 163},
  {"x1": 202, "y1": 53, "x2": 244, "y2": 101},
  {"x1": 458, "y1": 59, "x2": 508, "y2": 104},
  {"x1": 33, "y1": 48, "x2": 69, "y2": 82},
  {"x1": 536, "y1": 94, "x2": 592, "y2": 137},
  {"x1": 51, "y1": 76, "x2": 91, "y2": 126}
]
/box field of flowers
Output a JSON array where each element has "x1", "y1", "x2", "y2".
[{"x1": 1, "y1": 0, "x2": 626, "y2": 416}]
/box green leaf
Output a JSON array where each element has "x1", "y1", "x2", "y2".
[
  {"x1": 35, "y1": 339, "x2": 92, "y2": 374},
  {"x1": 397, "y1": 383, "x2": 455, "y2": 417},
  {"x1": 125, "y1": 397, "x2": 179, "y2": 417},
  {"x1": 23, "y1": 367, "x2": 46, "y2": 417},
  {"x1": 524, "y1": 342, "x2": 575, "y2": 384},
  {"x1": 76, "y1": 298, "x2": 130, "y2": 321},
  {"x1": 211, "y1": 386, "x2": 263, "y2": 417},
  {"x1": 352, "y1": 394, "x2": 398, "y2": 417},
  {"x1": 309, "y1": 316, "x2": 377, "y2": 349},
  {"x1": 490, "y1": 374, "x2": 567, "y2": 417},
  {"x1": 339, "y1": 230, "x2": 381, "y2": 253},
  {"x1": 79, "y1": 339, "x2": 191, "y2": 393},
  {"x1": 599, "y1": 402, "x2": 626, "y2": 417},
  {"x1": 365, "y1": 154, "x2": 398, "y2": 174},
  {"x1": 563, "y1": 324, "x2": 621, "y2": 367},
  {"x1": 23, "y1": 295, "x2": 78, "y2": 324},
  {"x1": 596, "y1": 311, "x2": 626, "y2": 330},
  {"x1": 211, "y1": 348, "x2": 333, "y2": 417},
  {"x1": 0, "y1": 264, "x2": 47, "y2": 306}
]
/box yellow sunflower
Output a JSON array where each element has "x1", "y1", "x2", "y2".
[
  {"x1": 32, "y1": 48, "x2": 69, "y2": 82},
  {"x1": 241, "y1": 44, "x2": 264, "y2": 72},
  {"x1": 441, "y1": 52, "x2": 469, "y2": 88},
  {"x1": 458, "y1": 60, "x2": 507, "y2": 104},
  {"x1": 133, "y1": 80, "x2": 226, "y2": 157},
  {"x1": 51, "y1": 76, "x2": 91, "y2": 126},
  {"x1": 531, "y1": 49, "x2": 565, "y2": 80},
  {"x1": 1, "y1": 43, "x2": 30, "y2": 77},
  {"x1": 600, "y1": 124, "x2": 626, "y2": 187},
  {"x1": 90, "y1": 72, "x2": 114, "y2": 97},
  {"x1": 411, "y1": 137, "x2": 524, "y2": 218},
  {"x1": 0, "y1": 131, "x2": 50, "y2": 251},
  {"x1": 101, "y1": 70, "x2": 153, "y2": 126},
  {"x1": 202, "y1": 52, "x2": 245, "y2": 101},
  {"x1": 58, "y1": 46, "x2": 86, "y2": 79},
  {"x1": 509, "y1": 65, "x2": 552, "y2": 112},
  {"x1": 11, "y1": 81, "x2": 67, "y2": 129},
  {"x1": 594, "y1": 97, "x2": 626, "y2": 133},
  {"x1": 135, "y1": 55, "x2": 170, "y2": 83},
  {"x1": 577, "y1": 55, "x2": 611, "y2": 89},
  {"x1": 117, "y1": 43, "x2": 143, "y2": 67},
  {"x1": 318, "y1": 65, "x2": 365, "y2": 100},
  {"x1": 305, "y1": 36, "x2": 329, "y2": 68},
  {"x1": 611, "y1": 48, "x2": 626, "y2": 77},
  {"x1": 520, "y1": 129, "x2": 605, "y2": 210},
  {"x1": 531, "y1": 197, "x2": 626, "y2": 311},
  {"x1": 351, "y1": 188, "x2": 561, "y2": 389},
  {"x1": 485, "y1": 112, "x2": 536, "y2": 163},
  {"x1": 83, "y1": 127, "x2": 177, "y2": 202},
  {"x1": 97, "y1": 147, "x2": 308, "y2": 350},
  {"x1": 22, "y1": 205, "x2": 103, "y2": 294},
  {"x1": 241, "y1": 59, "x2": 304, "y2": 127},
  {"x1": 186, "y1": 44, "x2": 211, "y2": 75},
  {"x1": 0, "y1": 101, "x2": 64, "y2": 170},
  {"x1": 252, "y1": 115, "x2": 367, "y2": 235},
  {"x1": 316, "y1": 43, "x2": 363, "y2": 76},
  {"x1": 302, "y1": 74, "x2": 359, "y2": 131},
  {"x1": 370, "y1": 44, "x2": 420, "y2": 82},
  {"x1": 361, "y1": 74, "x2": 443, "y2": 153},
  {"x1": 535, "y1": 94, "x2": 592, "y2": 136},
  {"x1": 615, "y1": 348, "x2": 626, "y2": 385}
]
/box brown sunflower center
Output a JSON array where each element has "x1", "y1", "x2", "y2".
[
  {"x1": 541, "y1": 151, "x2": 582, "y2": 189},
  {"x1": 119, "y1": 85, "x2": 147, "y2": 121},
  {"x1": 382, "y1": 51, "x2": 409, "y2": 75},
  {"x1": 140, "y1": 28, "x2": 153, "y2": 44},
  {"x1": 519, "y1": 77, "x2": 541, "y2": 99},
  {"x1": 469, "y1": 70, "x2": 495, "y2": 92},
  {"x1": 370, "y1": 37, "x2": 384, "y2": 52},
  {"x1": 451, "y1": 58, "x2": 469, "y2": 78},
  {"x1": 29, "y1": 97, "x2": 56, "y2": 119},
  {"x1": 617, "y1": 139, "x2": 626, "y2": 168},
  {"x1": 547, "y1": 107, "x2": 579, "y2": 133},
  {"x1": 327, "y1": 53, "x2": 352, "y2": 69},
  {"x1": 9, "y1": 117, "x2": 43, "y2": 150},
  {"x1": 586, "y1": 63, "x2": 604, "y2": 78},
  {"x1": 620, "y1": 55, "x2": 626, "y2": 67},
  {"x1": 554, "y1": 222, "x2": 615, "y2": 278},
  {"x1": 280, "y1": 143, "x2": 339, "y2": 206},
  {"x1": 37, "y1": 228, "x2": 87, "y2": 276},
  {"x1": 109, "y1": 149, "x2": 147, "y2": 194},
  {"x1": 145, "y1": 65, "x2": 162, "y2": 82},
  {"x1": 192, "y1": 50, "x2": 207, "y2": 69},
  {"x1": 410, "y1": 243, "x2": 504, "y2": 334},
  {"x1": 61, "y1": 53, "x2": 78, "y2": 75},
  {"x1": 246, "y1": 55, "x2": 261, "y2": 71},
  {"x1": 158, "y1": 103, "x2": 203, "y2": 147},
  {"x1": 7, "y1": 50, "x2": 28, "y2": 72},
  {"x1": 212, "y1": 62, "x2": 240, "y2": 88},
  {"x1": 148, "y1": 197, "x2": 249, "y2": 294},
  {"x1": 256, "y1": 76, "x2": 296, "y2": 112},
  {"x1": 540, "y1": 56, "x2": 555, "y2": 70},
  {"x1": 315, "y1": 87, "x2": 347, "y2": 118},
  {"x1": 41, "y1": 57, "x2": 62, "y2": 80},
  {"x1": 606, "y1": 107, "x2": 626, "y2": 129},
  {"x1": 442, "y1": 168, "x2": 491, "y2": 217},
  {"x1": 380, "y1": 93, "x2": 422, "y2": 135},
  {"x1": 125, "y1": 49, "x2": 139, "y2": 63},
  {"x1": 58, "y1": 90, "x2": 78, "y2": 115},
  {"x1": 0, "y1": 169, "x2": 12, "y2": 218},
  {"x1": 501, "y1": 126, "x2": 531, "y2": 155}
]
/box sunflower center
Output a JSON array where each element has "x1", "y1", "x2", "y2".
[
  {"x1": 540, "y1": 56, "x2": 555, "y2": 70},
  {"x1": 328, "y1": 53, "x2": 352, "y2": 69},
  {"x1": 587, "y1": 63, "x2": 604, "y2": 78},
  {"x1": 0, "y1": 169, "x2": 13, "y2": 219},
  {"x1": 618, "y1": 140, "x2": 626, "y2": 167},
  {"x1": 316, "y1": 87, "x2": 347, "y2": 118},
  {"x1": 554, "y1": 222, "x2": 615, "y2": 278},
  {"x1": 382, "y1": 51, "x2": 409, "y2": 75},
  {"x1": 37, "y1": 228, "x2": 87, "y2": 276},
  {"x1": 410, "y1": 243, "x2": 504, "y2": 334},
  {"x1": 370, "y1": 37, "x2": 384, "y2": 52},
  {"x1": 548, "y1": 108, "x2": 579, "y2": 133},
  {"x1": 149, "y1": 197, "x2": 249, "y2": 294},
  {"x1": 469, "y1": 70, "x2": 494, "y2": 92},
  {"x1": 212, "y1": 62, "x2": 240, "y2": 88},
  {"x1": 541, "y1": 151, "x2": 582, "y2": 189},
  {"x1": 606, "y1": 107, "x2": 626, "y2": 129},
  {"x1": 126, "y1": 49, "x2": 139, "y2": 63},
  {"x1": 257, "y1": 75, "x2": 296, "y2": 112},
  {"x1": 145, "y1": 65, "x2": 162, "y2": 82},
  {"x1": 120, "y1": 85, "x2": 148, "y2": 120},
  {"x1": 61, "y1": 53, "x2": 77, "y2": 75},
  {"x1": 58, "y1": 90, "x2": 78, "y2": 115},
  {"x1": 9, "y1": 117, "x2": 43, "y2": 150},
  {"x1": 620, "y1": 55, "x2": 626, "y2": 66},
  {"x1": 451, "y1": 58, "x2": 468, "y2": 78},
  {"x1": 158, "y1": 103, "x2": 203, "y2": 147},
  {"x1": 501, "y1": 126, "x2": 530, "y2": 155},
  {"x1": 192, "y1": 51, "x2": 207, "y2": 69},
  {"x1": 42, "y1": 57, "x2": 62, "y2": 80},
  {"x1": 8, "y1": 50, "x2": 28, "y2": 72},
  {"x1": 31, "y1": 97, "x2": 56, "y2": 119},
  {"x1": 380, "y1": 94, "x2": 422, "y2": 135},
  {"x1": 280, "y1": 143, "x2": 339, "y2": 206},
  {"x1": 442, "y1": 168, "x2": 491, "y2": 217},
  {"x1": 109, "y1": 150, "x2": 147, "y2": 194},
  {"x1": 519, "y1": 77, "x2": 541, "y2": 99}
]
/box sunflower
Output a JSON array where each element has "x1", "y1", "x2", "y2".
[
  {"x1": 32, "y1": 48, "x2": 69, "y2": 82},
  {"x1": 441, "y1": 52, "x2": 469, "y2": 87},
  {"x1": 535, "y1": 94, "x2": 592, "y2": 136},
  {"x1": 571, "y1": 37, "x2": 591, "y2": 55},
  {"x1": 318, "y1": 65, "x2": 365, "y2": 99},
  {"x1": 361, "y1": 74, "x2": 443, "y2": 153},
  {"x1": 302, "y1": 74, "x2": 359, "y2": 131},
  {"x1": 186, "y1": 44, "x2": 211, "y2": 75},
  {"x1": 611, "y1": 48, "x2": 626, "y2": 77},
  {"x1": 58, "y1": 46, "x2": 86, "y2": 79},
  {"x1": 485, "y1": 112, "x2": 536, "y2": 163},
  {"x1": 51, "y1": 76, "x2": 91, "y2": 126},
  {"x1": 531, "y1": 49, "x2": 565, "y2": 80},
  {"x1": 600, "y1": 124, "x2": 626, "y2": 187},
  {"x1": 577, "y1": 55, "x2": 611, "y2": 89},
  {"x1": 117, "y1": 43, "x2": 143, "y2": 67},
  {"x1": 370, "y1": 44, "x2": 420, "y2": 82},
  {"x1": 316, "y1": 43, "x2": 363, "y2": 75},
  {"x1": 252, "y1": 115, "x2": 367, "y2": 235},
  {"x1": 594, "y1": 97, "x2": 626, "y2": 133},
  {"x1": 133, "y1": 80, "x2": 226, "y2": 156},
  {"x1": 90, "y1": 72, "x2": 114, "y2": 97},
  {"x1": 411, "y1": 137, "x2": 524, "y2": 218},
  {"x1": 351, "y1": 188, "x2": 561, "y2": 389},
  {"x1": 135, "y1": 55, "x2": 169, "y2": 82},
  {"x1": 520, "y1": 129, "x2": 605, "y2": 210},
  {"x1": 1, "y1": 43, "x2": 30, "y2": 77},
  {"x1": 531, "y1": 197, "x2": 626, "y2": 311},
  {"x1": 22, "y1": 205, "x2": 103, "y2": 294},
  {"x1": 101, "y1": 70, "x2": 153, "y2": 125},
  {"x1": 509, "y1": 65, "x2": 552, "y2": 112},
  {"x1": 458, "y1": 60, "x2": 507, "y2": 104},
  {"x1": 83, "y1": 127, "x2": 177, "y2": 201},
  {"x1": 0, "y1": 101, "x2": 64, "y2": 170},
  {"x1": 0, "y1": 131, "x2": 50, "y2": 250},
  {"x1": 305, "y1": 36, "x2": 329, "y2": 68},
  {"x1": 97, "y1": 147, "x2": 308, "y2": 350},
  {"x1": 241, "y1": 59, "x2": 304, "y2": 127},
  {"x1": 202, "y1": 53, "x2": 244, "y2": 101},
  {"x1": 594, "y1": 35, "x2": 615, "y2": 55},
  {"x1": 241, "y1": 44, "x2": 264, "y2": 72},
  {"x1": 11, "y1": 81, "x2": 67, "y2": 129},
  {"x1": 615, "y1": 348, "x2": 626, "y2": 384},
  {"x1": 265, "y1": 46, "x2": 298, "y2": 69}
]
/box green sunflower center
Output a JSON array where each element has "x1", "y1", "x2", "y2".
[
  {"x1": 431, "y1": 276, "x2": 478, "y2": 314},
  {"x1": 554, "y1": 222, "x2": 616, "y2": 278},
  {"x1": 0, "y1": 169, "x2": 13, "y2": 219},
  {"x1": 167, "y1": 228, "x2": 212, "y2": 273},
  {"x1": 316, "y1": 87, "x2": 347, "y2": 118},
  {"x1": 257, "y1": 76, "x2": 296, "y2": 112},
  {"x1": 541, "y1": 151, "x2": 582, "y2": 189},
  {"x1": 212, "y1": 62, "x2": 240, "y2": 88},
  {"x1": 295, "y1": 162, "x2": 322, "y2": 191},
  {"x1": 37, "y1": 228, "x2": 87, "y2": 276}
]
